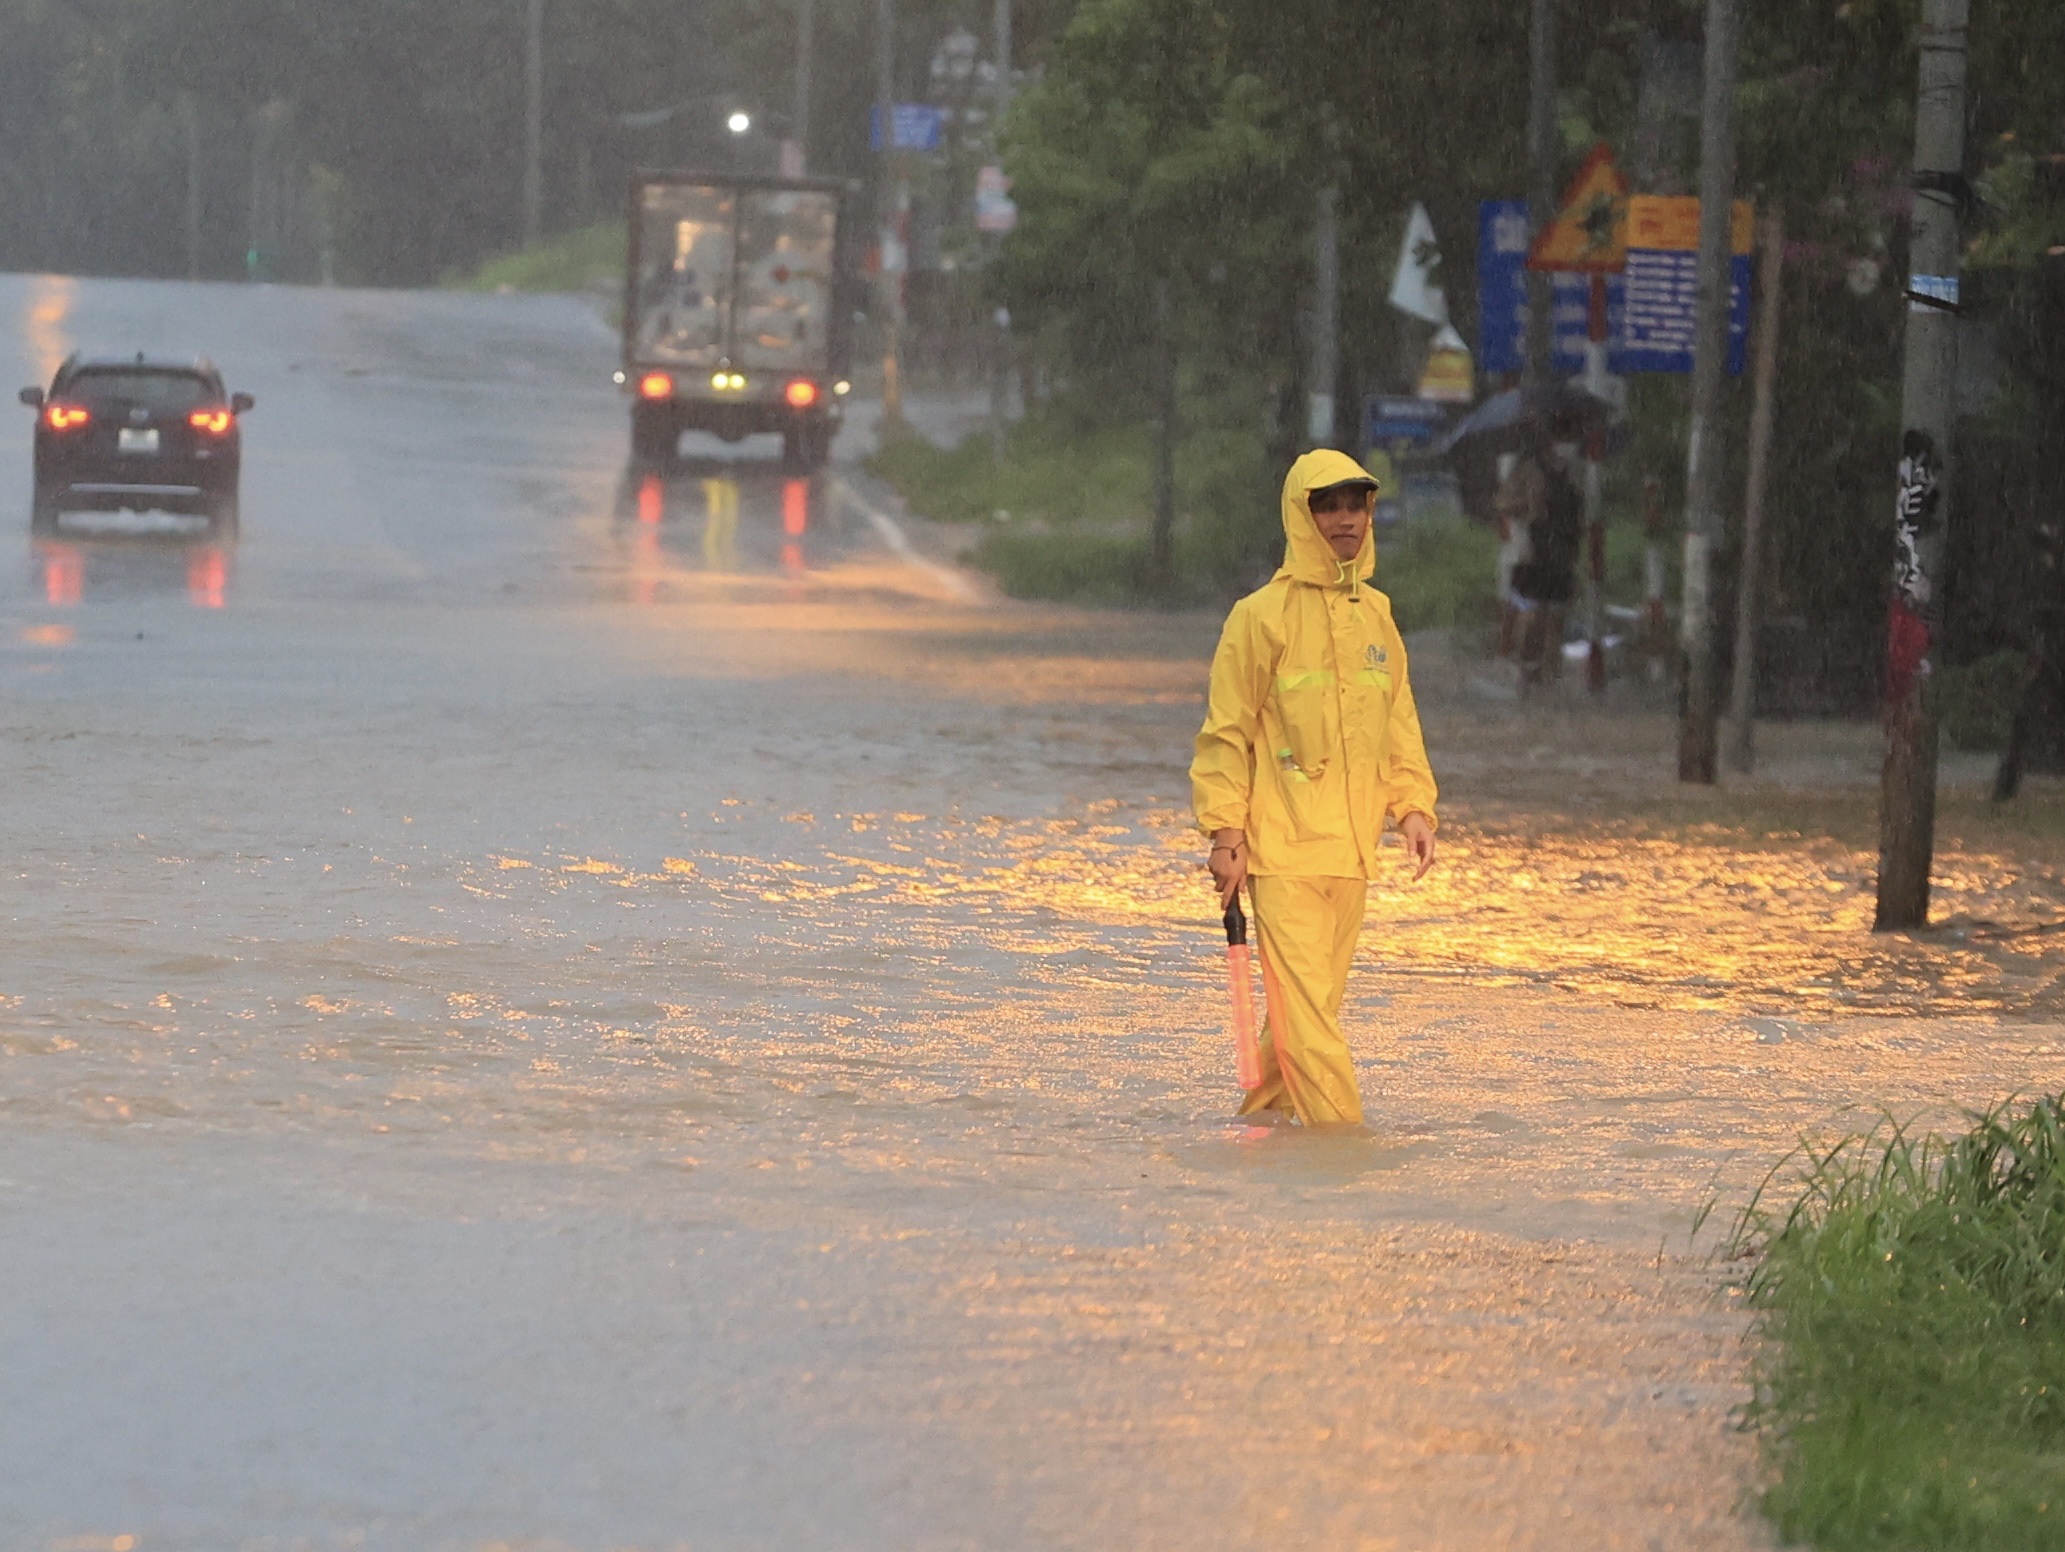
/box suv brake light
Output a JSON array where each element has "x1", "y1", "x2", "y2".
[
  {"x1": 639, "y1": 371, "x2": 674, "y2": 399},
  {"x1": 43, "y1": 404, "x2": 89, "y2": 431},
  {"x1": 783, "y1": 379, "x2": 819, "y2": 408},
  {"x1": 188, "y1": 409, "x2": 234, "y2": 435}
]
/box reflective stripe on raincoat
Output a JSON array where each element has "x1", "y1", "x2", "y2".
[{"x1": 1191, "y1": 448, "x2": 1439, "y2": 879}]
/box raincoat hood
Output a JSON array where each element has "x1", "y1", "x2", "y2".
[{"x1": 1278, "y1": 449, "x2": 1380, "y2": 588}]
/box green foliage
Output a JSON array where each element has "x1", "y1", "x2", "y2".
[
  {"x1": 1731, "y1": 1096, "x2": 2065, "y2": 1549},
  {"x1": 968, "y1": 529, "x2": 1158, "y2": 605},
  {"x1": 869, "y1": 410, "x2": 1153, "y2": 529},
  {"x1": 871, "y1": 412, "x2": 1496, "y2": 623},
  {"x1": 1374, "y1": 519, "x2": 1501, "y2": 636},
  {"x1": 448, "y1": 223, "x2": 625, "y2": 294},
  {"x1": 1937, "y1": 649, "x2": 2026, "y2": 753}
]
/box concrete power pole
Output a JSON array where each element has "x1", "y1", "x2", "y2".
[
  {"x1": 789, "y1": 0, "x2": 814, "y2": 176},
  {"x1": 994, "y1": 0, "x2": 1011, "y2": 108},
  {"x1": 523, "y1": 0, "x2": 544, "y2": 248},
  {"x1": 1152, "y1": 277, "x2": 1176, "y2": 582},
  {"x1": 1875, "y1": 0, "x2": 1970, "y2": 929},
  {"x1": 182, "y1": 94, "x2": 202, "y2": 282},
  {"x1": 988, "y1": 0, "x2": 1013, "y2": 465},
  {"x1": 1524, "y1": 0, "x2": 1556, "y2": 385},
  {"x1": 1309, "y1": 181, "x2": 1339, "y2": 447},
  {"x1": 875, "y1": 0, "x2": 904, "y2": 423},
  {"x1": 1676, "y1": 0, "x2": 1739, "y2": 784}
]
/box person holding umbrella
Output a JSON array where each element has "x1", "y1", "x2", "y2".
[
  {"x1": 1497, "y1": 415, "x2": 1586, "y2": 687},
  {"x1": 1191, "y1": 448, "x2": 1440, "y2": 1126}
]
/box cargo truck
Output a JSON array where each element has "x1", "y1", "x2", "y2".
[{"x1": 619, "y1": 170, "x2": 856, "y2": 471}]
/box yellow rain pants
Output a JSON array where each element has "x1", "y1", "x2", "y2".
[
  {"x1": 1191, "y1": 447, "x2": 1440, "y2": 1126},
  {"x1": 1238, "y1": 874, "x2": 1368, "y2": 1125}
]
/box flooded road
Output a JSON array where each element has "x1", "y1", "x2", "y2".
[{"x1": 2, "y1": 274, "x2": 2060, "y2": 1552}]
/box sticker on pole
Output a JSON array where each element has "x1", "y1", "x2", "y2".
[{"x1": 1527, "y1": 144, "x2": 1630, "y2": 274}]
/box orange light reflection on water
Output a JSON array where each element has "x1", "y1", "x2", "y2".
[
  {"x1": 461, "y1": 809, "x2": 2065, "y2": 1018},
  {"x1": 186, "y1": 546, "x2": 228, "y2": 609},
  {"x1": 39, "y1": 543, "x2": 82, "y2": 606},
  {"x1": 701, "y1": 477, "x2": 739, "y2": 571}
]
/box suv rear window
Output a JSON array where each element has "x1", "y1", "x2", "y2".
[{"x1": 64, "y1": 371, "x2": 214, "y2": 412}]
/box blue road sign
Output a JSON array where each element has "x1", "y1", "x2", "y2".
[
  {"x1": 869, "y1": 104, "x2": 948, "y2": 153},
  {"x1": 1363, "y1": 396, "x2": 1448, "y2": 445},
  {"x1": 1477, "y1": 201, "x2": 1625, "y2": 378},
  {"x1": 1477, "y1": 199, "x2": 1748, "y2": 378},
  {"x1": 1619, "y1": 243, "x2": 1751, "y2": 376}
]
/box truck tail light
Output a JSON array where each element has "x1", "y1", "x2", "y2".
[
  {"x1": 639, "y1": 371, "x2": 674, "y2": 399},
  {"x1": 43, "y1": 403, "x2": 89, "y2": 431},
  {"x1": 188, "y1": 409, "x2": 234, "y2": 435},
  {"x1": 783, "y1": 379, "x2": 819, "y2": 408}
]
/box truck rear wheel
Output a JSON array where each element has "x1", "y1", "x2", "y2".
[{"x1": 631, "y1": 402, "x2": 677, "y2": 465}]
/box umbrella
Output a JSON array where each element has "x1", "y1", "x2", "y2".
[
  {"x1": 1222, "y1": 895, "x2": 1262, "y2": 1092},
  {"x1": 1435, "y1": 383, "x2": 1616, "y2": 457}
]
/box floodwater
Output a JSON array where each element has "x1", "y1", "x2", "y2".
[{"x1": 2, "y1": 275, "x2": 2061, "y2": 1552}]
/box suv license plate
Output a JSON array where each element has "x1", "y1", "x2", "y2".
[{"x1": 118, "y1": 427, "x2": 159, "y2": 454}]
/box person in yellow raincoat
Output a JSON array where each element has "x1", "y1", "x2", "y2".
[{"x1": 1191, "y1": 448, "x2": 1440, "y2": 1126}]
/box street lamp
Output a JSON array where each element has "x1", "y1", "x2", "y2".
[{"x1": 726, "y1": 110, "x2": 752, "y2": 136}]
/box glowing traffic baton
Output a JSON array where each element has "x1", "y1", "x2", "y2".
[{"x1": 1223, "y1": 894, "x2": 1263, "y2": 1091}]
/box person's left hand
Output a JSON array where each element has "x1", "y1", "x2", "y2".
[{"x1": 1399, "y1": 813, "x2": 1437, "y2": 881}]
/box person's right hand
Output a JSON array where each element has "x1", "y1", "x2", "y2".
[{"x1": 1208, "y1": 828, "x2": 1248, "y2": 911}]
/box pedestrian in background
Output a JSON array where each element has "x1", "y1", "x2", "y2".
[
  {"x1": 1191, "y1": 448, "x2": 1440, "y2": 1126},
  {"x1": 1497, "y1": 417, "x2": 1585, "y2": 688}
]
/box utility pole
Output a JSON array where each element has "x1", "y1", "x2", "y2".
[
  {"x1": 523, "y1": 0, "x2": 544, "y2": 248},
  {"x1": 1581, "y1": 274, "x2": 1610, "y2": 691},
  {"x1": 1151, "y1": 278, "x2": 1177, "y2": 584},
  {"x1": 994, "y1": 0, "x2": 1011, "y2": 110},
  {"x1": 1876, "y1": 0, "x2": 1969, "y2": 929},
  {"x1": 987, "y1": 0, "x2": 1013, "y2": 466},
  {"x1": 1727, "y1": 207, "x2": 1785, "y2": 773},
  {"x1": 247, "y1": 101, "x2": 281, "y2": 282},
  {"x1": 1676, "y1": 0, "x2": 1738, "y2": 784},
  {"x1": 182, "y1": 94, "x2": 202, "y2": 282},
  {"x1": 1309, "y1": 180, "x2": 1339, "y2": 446},
  {"x1": 875, "y1": 0, "x2": 903, "y2": 424},
  {"x1": 789, "y1": 0, "x2": 814, "y2": 176},
  {"x1": 1524, "y1": 0, "x2": 1557, "y2": 384}
]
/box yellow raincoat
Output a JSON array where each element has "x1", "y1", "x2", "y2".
[{"x1": 1190, "y1": 448, "x2": 1439, "y2": 1124}]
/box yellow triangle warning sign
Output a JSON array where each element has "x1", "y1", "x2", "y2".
[{"x1": 1527, "y1": 144, "x2": 1629, "y2": 273}]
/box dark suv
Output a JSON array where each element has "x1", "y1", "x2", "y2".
[{"x1": 20, "y1": 354, "x2": 253, "y2": 536}]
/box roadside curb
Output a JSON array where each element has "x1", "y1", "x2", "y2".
[{"x1": 825, "y1": 473, "x2": 986, "y2": 604}]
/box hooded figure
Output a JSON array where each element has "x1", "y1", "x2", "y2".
[{"x1": 1191, "y1": 449, "x2": 1439, "y2": 1125}]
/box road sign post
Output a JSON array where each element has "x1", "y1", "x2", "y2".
[{"x1": 1527, "y1": 144, "x2": 1628, "y2": 696}]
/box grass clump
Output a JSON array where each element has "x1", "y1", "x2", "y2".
[
  {"x1": 1730, "y1": 1095, "x2": 2065, "y2": 1548},
  {"x1": 869, "y1": 412, "x2": 1154, "y2": 531},
  {"x1": 872, "y1": 411, "x2": 1499, "y2": 620},
  {"x1": 446, "y1": 222, "x2": 625, "y2": 294}
]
